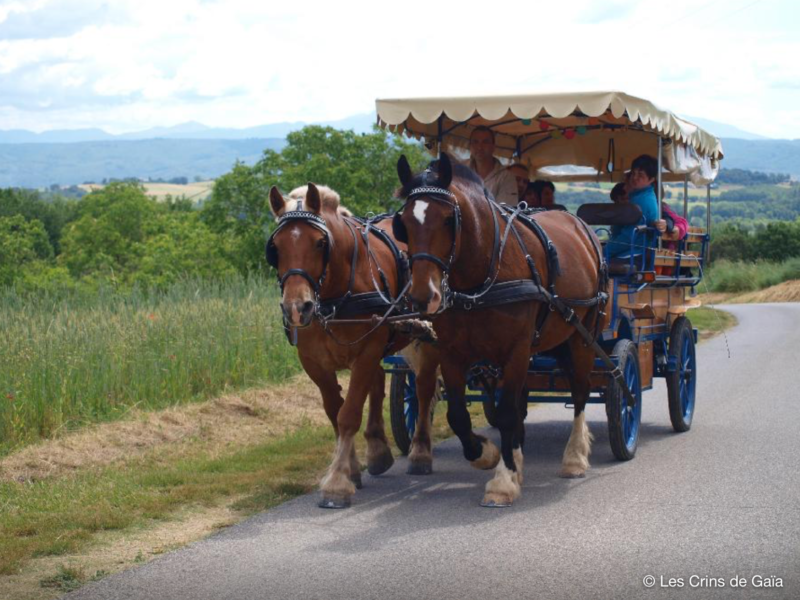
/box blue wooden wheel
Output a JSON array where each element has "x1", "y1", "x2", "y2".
[
  {"x1": 667, "y1": 317, "x2": 697, "y2": 432},
  {"x1": 390, "y1": 370, "x2": 418, "y2": 455},
  {"x1": 605, "y1": 339, "x2": 642, "y2": 461}
]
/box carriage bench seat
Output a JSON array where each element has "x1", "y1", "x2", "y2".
[
  {"x1": 576, "y1": 203, "x2": 643, "y2": 227},
  {"x1": 577, "y1": 203, "x2": 648, "y2": 276}
]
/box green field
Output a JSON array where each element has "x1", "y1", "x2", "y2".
[{"x1": 0, "y1": 277, "x2": 299, "y2": 456}]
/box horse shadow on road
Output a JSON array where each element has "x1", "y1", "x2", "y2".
[{"x1": 218, "y1": 408, "x2": 684, "y2": 556}]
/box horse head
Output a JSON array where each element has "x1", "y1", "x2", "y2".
[
  {"x1": 268, "y1": 183, "x2": 339, "y2": 327},
  {"x1": 395, "y1": 153, "x2": 464, "y2": 316}
]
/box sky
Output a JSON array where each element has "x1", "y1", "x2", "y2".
[{"x1": 0, "y1": 0, "x2": 798, "y2": 138}]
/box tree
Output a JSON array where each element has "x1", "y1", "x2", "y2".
[
  {"x1": 0, "y1": 188, "x2": 78, "y2": 254},
  {"x1": 0, "y1": 215, "x2": 53, "y2": 286},
  {"x1": 134, "y1": 213, "x2": 236, "y2": 288},
  {"x1": 59, "y1": 182, "x2": 158, "y2": 279},
  {"x1": 752, "y1": 220, "x2": 800, "y2": 262},
  {"x1": 710, "y1": 223, "x2": 754, "y2": 262},
  {"x1": 201, "y1": 125, "x2": 430, "y2": 273}
]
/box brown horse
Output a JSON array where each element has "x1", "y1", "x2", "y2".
[
  {"x1": 268, "y1": 183, "x2": 439, "y2": 508},
  {"x1": 394, "y1": 154, "x2": 605, "y2": 506}
]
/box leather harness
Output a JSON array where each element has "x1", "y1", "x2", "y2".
[{"x1": 266, "y1": 210, "x2": 410, "y2": 344}]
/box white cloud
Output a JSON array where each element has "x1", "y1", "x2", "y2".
[{"x1": 0, "y1": 0, "x2": 797, "y2": 138}]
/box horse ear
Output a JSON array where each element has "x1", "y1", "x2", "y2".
[
  {"x1": 437, "y1": 153, "x2": 453, "y2": 189},
  {"x1": 397, "y1": 155, "x2": 413, "y2": 187},
  {"x1": 306, "y1": 182, "x2": 322, "y2": 214},
  {"x1": 269, "y1": 186, "x2": 285, "y2": 217}
]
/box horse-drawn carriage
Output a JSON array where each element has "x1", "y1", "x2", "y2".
[
  {"x1": 377, "y1": 91, "x2": 722, "y2": 462},
  {"x1": 267, "y1": 91, "x2": 722, "y2": 508}
]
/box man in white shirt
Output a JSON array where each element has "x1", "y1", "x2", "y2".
[{"x1": 468, "y1": 126, "x2": 519, "y2": 206}]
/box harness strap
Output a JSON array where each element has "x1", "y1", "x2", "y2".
[
  {"x1": 318, "y1": 219, "x2": 361, "y2": 319},
  {"x1": 545, "y1": 290, "x2": 637, "y2": 409},
  {"x1": 318, "y1": 291, "x2": 398, "y2": 319},
  {"x1": 451, "y1": 280, "x2": 549, "y2": 310},
  {"x1": 445, "y1": 195, "x2": 516, "y2": 306},
  {"x1": 357, "y1": 215, "x2": 400, "y2": 301},
  {"x1": 280, "y1": 269, "x2": 321, "y2": 293},
  {"x1": 409, "y1": 252, "x2": 451, "y2": 272}
]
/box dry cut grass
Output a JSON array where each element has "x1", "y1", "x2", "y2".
[{"x1": 0, "y1": 375, "x2": 329, "y2": 484}]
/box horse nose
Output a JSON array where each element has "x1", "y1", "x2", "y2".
[{"x1": 281, "y1": 300, "x2": 315, "y2": 327}]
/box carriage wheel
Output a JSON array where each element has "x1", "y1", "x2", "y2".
[
  {"x1": 666, "y1": 317, "x2": 697, "y2": 433},
  {"x1": 605, "y1": 339, "x2": 642, "y2": 461},
  {"x1": 390, "y1": 370, "x2": 418, "y2": 455}
]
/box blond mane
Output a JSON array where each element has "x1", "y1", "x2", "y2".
[{"x1": 287, "y1": 185, "x2": 352, "y2": 217}]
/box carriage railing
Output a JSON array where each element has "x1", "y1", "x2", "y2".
[{"x1": 599, "y1": 224, "x2": 709, "y2": 289}]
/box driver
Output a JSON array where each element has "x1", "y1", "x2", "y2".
[{"x1": 468, "y1": 126, "x2": 519, "y2": 205}]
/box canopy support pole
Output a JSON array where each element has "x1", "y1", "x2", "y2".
[
  {"x1": 436, "y1": 116, "x2": 443, "y2": 158},
  {"x1": 683, "y1": 174, "x2": 689, "y2": 219},
  {"x1": 706, "y1": 184, "x2": 712, "y2": 264},
  {"x1": 657, "y1": 137, "x2": 663, "y2": 250}
]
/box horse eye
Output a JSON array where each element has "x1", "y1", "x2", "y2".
[
  {"x1": 444, "y1": 216, "x2": 455, "y2": 227},
  {"x1": 316, "y1": 238, "x2": 326, "y2": 249}
]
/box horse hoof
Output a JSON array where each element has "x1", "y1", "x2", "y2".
[
  {"x1": 350, "y1": 472, "x2": 363, "y2": 489},
  {"x1": 407, "y1": 461, "x2": 433, "y2": 475},
  {"x1": 559, "y1": 469, "x2": 586, "y2": 479},
  {"x1": 367, "y1": 450, "x2": 394, "y2": 476},
  {"x1": 319, "y1": 496, "x2": 351, "y2": 509},
  {"x1": 480, "y1": 499, "x2": 512, "y2": 508}
]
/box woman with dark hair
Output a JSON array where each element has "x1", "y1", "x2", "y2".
[{"x1": 606, "y1": 154, "x2": 659, "y2": 258}]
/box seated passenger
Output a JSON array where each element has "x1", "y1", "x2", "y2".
[
  {"x1": 653, "y1": 184, "x2": 689, "y2": 245},
  {"x1": 606, "y1": 154, "x2": 659, "y2": 259},
  {"x1": 523, "y1": 181, "x2": 540, "y2": 206},
  {"x1": 527, "y1": 179, "x2": 567, "y2": 210},
  {"x1": 506, "y1": 164, "x2": 530, "y2": 203}
]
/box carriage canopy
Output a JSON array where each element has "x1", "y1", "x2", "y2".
[{"x1": 376, "y1": 91, "x2": 723, "y2": 184}]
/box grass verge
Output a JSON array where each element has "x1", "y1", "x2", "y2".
[
  {"x1": 0, "y1": 383, "x2": 485, "y2": 598},
  {"x1": 690, "y1": 306, "x2": 737, "y2": 340},
  {"x1": 0, "y1": 276, "x2": 299, "y2": 455},
  {"x1": 0, "y1": 424, "x2": 335, "y2": 577}
]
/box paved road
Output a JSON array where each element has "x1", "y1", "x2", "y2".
[{"x1": 66, "y1": 304, "x2": 800, "y2": 600}]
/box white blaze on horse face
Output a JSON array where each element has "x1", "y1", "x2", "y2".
[
  {"x1": 413, "y1": 200, "x2": 429, "y2": 225},
  {"x1": 427, "y1": 277, "x2": 442, "y2": 314},
  {"x1": 290, "y1": 226, "x2": 302, "y2": 241}
]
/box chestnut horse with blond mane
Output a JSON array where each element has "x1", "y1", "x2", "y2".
[
  {"x1": 394, "y1": 154, "x2": 606, "y2": 507},
  {"x1": 268, "y1": 183, "x2": 439, "y2": 508}
]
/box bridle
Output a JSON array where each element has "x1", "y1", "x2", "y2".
[
  {"x1": 267, "y1": 207, "x2": 411, "y2": 346},
  {"x1": 396, "y1": 181, "x2": 513, "y2": 312},
  {"x1": 398, "y1": 185, "x2": 461, "y2": 275},
  {"x1": 266, "y1": 209, "x2": 334, "y2": 297}
]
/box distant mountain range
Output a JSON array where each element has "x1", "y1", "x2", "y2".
[
  {"x1": 0, "y1": 139, "x2": 286, "y2": 188},
  {"x1": 0, "y1": 114, "x2": 377, "y2": 144},
  {"x1": 0, "y1": 113, "x2": 798, "y2": 188}
]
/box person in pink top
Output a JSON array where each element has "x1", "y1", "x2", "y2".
[{"x1": 652, "y1": 184, "x2": 688, "y2": 250}]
